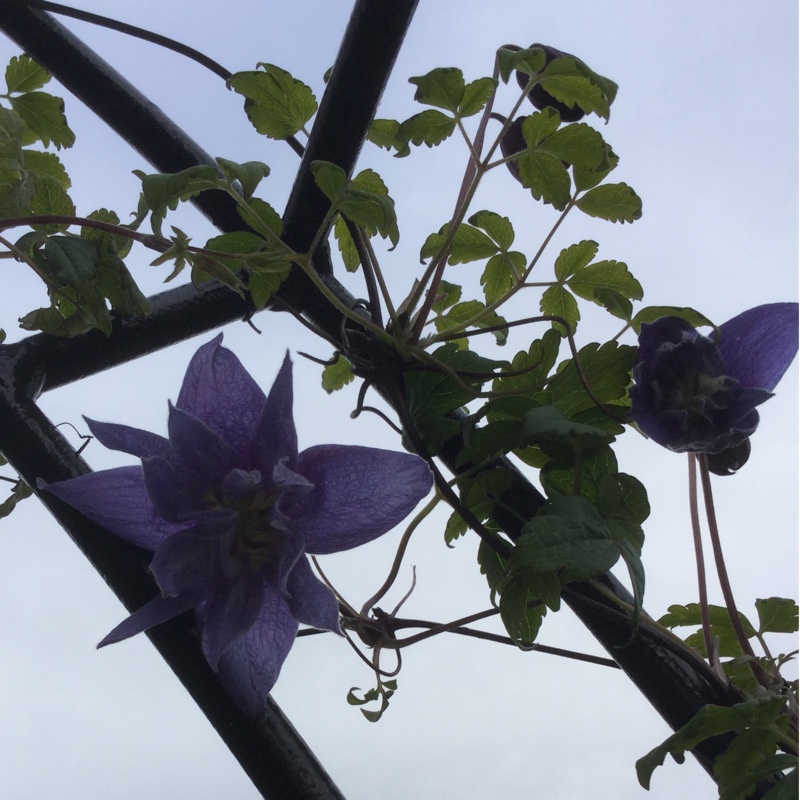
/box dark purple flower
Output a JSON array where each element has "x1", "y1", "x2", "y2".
[
  {"x1": 629, "y1": 303, "x2": 798, "y2": 455},
  {"x1": 41, "y1": 335, "x2": 432, "y2": 716}
]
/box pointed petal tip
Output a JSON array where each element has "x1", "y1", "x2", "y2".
[{"x1": 717, "y1": 302, "x2": 799, "y2": 392}]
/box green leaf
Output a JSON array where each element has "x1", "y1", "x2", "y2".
[
  {"x1": 367, "y1": 118, "x2": 402, "y2": 150},
  {"x1": 444, "y1": 510, "x2": 468, "y2": 545},
  {"x1": 630, "y1": 305, "x2": 714, "y2": 333},
  {"x1": 468, "y1": 210, "x2": 515, "y2": 251},
  {"x1": 321, "y1": 354, "x2": 355, "y2": 393},
  {"x1": 496, "y1": 46, "x2": 547, "y2": 83},
  {"x1": 432, "y1": 279, "x2": 462, "y2": 313},
  {"x1": 405, "y1": 345, "x2": 503, "y2": 453},
  {"x1": 22, "y1": 149, "x2": 70, "y2": 189},
  {"x1": 554, "y1": 240, "x2": 598, "y2": 281},
  {"x1": 228, "y1": 64, "x2": 317, "y2": 139},
  {"x1": 0, "y1": 478, "x2": 32, "y2": 520},
  {"x1": 420, "y1": 221, "x2": 499, "y2": 264},
  {"x1": 459, "y1": 76, "x2": 497, "y2": 117},
  {"x1": 248, "y1": 269, "x2": 289, "y2": 309},
  {"x1": 568, "y1": 260, "x2": 643, "y2": 303},
  {"x1": 517, "y1": 151, "x2": 571, "y2": 210},
  {"x1": 408, "y1": 67, "x2": 465, "y2": 113},
  {"x1": 573, "y1": 144, "x2": 619, "y2": 191},
  {"x1": 521, "y1": 108, "x2": 561, "y2": 146},
  {"x1": 434, "y1": 299, "x2": 508, "y2": 345},
  {"x1": 237, "y1": 196, "x2": 284, "y2": 240},
  {"x1": 0, "y1": 105, "x2": 26, "y2": 165},
  {"x1": 313, "y1": 162, "x2": 399, "y2": 247},
  {"x1": 478, "y1": 538, "x2": 508, "y2": 590},
  {"x1": 82, "y1": 208, "x2": 133, "y2": 258},
  {"x1": 9, "y1": 92, "x2": 75, "y2": 149},
  {"x1": 755, "y1": 598, "x2": 799, "y2": 635},
  {"x1": 491, "y1": 329, "x2": 562, "y2": 396},
  {"x1": 5, "y1": 55, "x2": 50, "y2": 94},
  {"x1": 333, "y1": 214, "x2": 359, "y2": 272},
  {"x1": 763, "y1": 768, "x2": 798, "y2": 800},
  {"x1": 481, "y1": 251, "x2": 524, "y2": 305},
  {"x1": 522, "y1": 405, "x2": 610, "y2": 444},
  {"x1": 538, "y1": 58, "x2": 612, "y2": 121},
  {"x1": 41, "y1": 236, "x2": 98, "y2": 289},
  {"x1": 498, "y1": 574, "x2": 548, "y2": 643},
  {"x1": 514, "y1": 495, "x2": 618, "y2": 582},
  {"x1": 216, "y1": 157, "x2": 270, "y2": 201},
  {"x1": 659, "y1": 603, "x2": 757, "y2": 657},
  {"x1": 28, "y1": 173, "x2": 75, "y2": 230},
  {"x1": 309, "y1": 160, "x2": 346, "y2": 200},
  {"x1": 576, "y1": 182, "x2": 642, "y2": 223},
  {"x1": 398, "y1": 109, "x2": 456, "y2": 148},
  {"x1": 540, "y1": 284, "x2": 579, "y2": 334},
  {"x1": 350, "y1": 168, "x2": 390, "y2": 196},
  {"x1": 540, "y1": 123, "x2": 606, "y2": 168},
  {"x1": 540, "y1": 341, "x2": 636, "y2": 417},
  {"x1": 136, "y1": 165, "x2": 223, "y2": 234},
  {"x1": 594, "y1": 288, "x2": 633, "y2": 322},
  {"x1": 636, "y1": 696, "x2": 790, "y2": 793},
  {"x1": 203, "y1": 230, "x2": 290, "y2": 274}
]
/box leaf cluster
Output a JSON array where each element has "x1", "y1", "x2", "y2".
[
  {"x1": 15, "y1": 214, "x2": 150, "y2": 337},
  {"x1": 660, "y1": 598, "x2": 799, "y2": 694},
  {"x1": 0, "y1": 56, "x2": 75, "y2": 223},
  {"x1": 0, "y1": 455, "x2": 32, "y2": 521},
  {"x1": 132, "y1": 158, "x2": 293, "y2": 307},
  {"x1": 368, "y1": 67, "x2": 496, "y2": 157},
  {"x1": 637, "y1": 695, "x2": 797, "y2": 800}
]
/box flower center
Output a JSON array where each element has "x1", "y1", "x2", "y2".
[
  {"x1": 231, "y1": 490, "x2": 281, "y2": 571},
  {"x1": 661, "y1": 369, "x2": 727, "y2": 415}
]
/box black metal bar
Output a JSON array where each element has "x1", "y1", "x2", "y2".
[{"x1": 0, "y1": 1, "x2": 780, "y2": 795}]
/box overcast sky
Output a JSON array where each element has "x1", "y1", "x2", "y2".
[{"x1": 0, "y1": 2, "x2": 797, "y2": 798}]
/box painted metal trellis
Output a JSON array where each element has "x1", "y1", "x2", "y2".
[{"x1": 0, "y1": 2, "x2": 783, "y2": 798}]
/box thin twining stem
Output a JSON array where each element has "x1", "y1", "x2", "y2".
[
  {"x1": 389, "y1": 615, "x2": 619, "y2": 668},
  {"x1": 18, "y1": 0, "x2": 233, "y2": 79},
  {"x1": 298, "y1": 610, "x2": 619, "y2": 669},
  {"x1": 14, "y1": 1, "x2": 307, "y2": 157},
  {"x1": 360, "y1": 491, "x2": 442, "y2": 617},
  {"x1": 688, "y1": 453, "x2": 718, "y2": 673},
  {"x1": 697, "y1": 453, "x2": 770, "y2": 688}
]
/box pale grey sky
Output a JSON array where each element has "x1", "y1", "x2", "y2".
[{"x1": 0, "y1": 2, "x2": 797, "y2": 798}]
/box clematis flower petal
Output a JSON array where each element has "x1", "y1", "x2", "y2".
[
  {"x1": 85, "y1": 418, "x2": 171, "y2": 460},
  {"x1": 215, "y1": 584, "x2": 298, "y2": 718},
  {"x1": 150, "y1": 510, "x2": 238, "y2": 596},
  {"x1": 284, "y1": 556, "x2": 341, "y2": 633},
  {"x1": 39, "y1": 467, "x2": 188, "y2": 549},
  {"x1": 98, "y1": 592, "x2": 200, "y2": 647},
  {"x1": 176, "y1": 334, "x2": 266, "y2": 463},
  {"x1": 201, "y1": 570, "x2": 266, "y2": 669},
  {"x1": 252, "y1": 353, "x2": 298, "y2": 475},
  {"x1": 293, "y1": 444, "x2": 433, "y2": 554},
  {"x1": 142, "y1": 457, "x2": 206, "y2": 522},
  {"x1": 167, "y1": 404, "x2": 239, "y2": 485},
  {"x1": 715, "y1": 302, "x2": 799, "y2": 392}
]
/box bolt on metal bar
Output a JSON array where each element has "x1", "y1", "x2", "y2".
[{"x1": 0, "y1": 2, "x2": 780, "y2": 796}]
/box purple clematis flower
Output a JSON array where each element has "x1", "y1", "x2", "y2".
[
  {"x1": 41, "y1": 335, "x2": 432, "y2": 717},
  {"x1": 629, "y1": 302, "x2": 798, "y2": 457}
]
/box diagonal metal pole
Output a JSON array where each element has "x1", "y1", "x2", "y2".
[{"x1": 0, "y1": 2, "x2": 780, "y2": 796}]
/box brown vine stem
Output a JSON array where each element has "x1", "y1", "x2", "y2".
[
  {"x1": 697, "y1": 453, "x2": 770, "y2": 688},
  {"x1": 688, "y1": 453, "x2": 719, "y2": 674}
]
